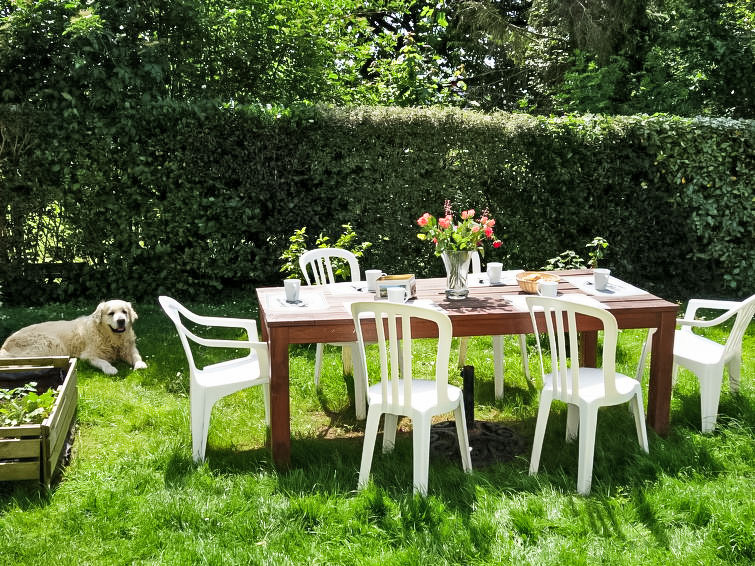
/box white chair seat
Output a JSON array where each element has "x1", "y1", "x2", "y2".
[
  {"x1": 366, "y1": 379, "x2": 463, "y2": 415},
  {"x1": 673, "y1": 331, "x2": 725, "y2": 365},
  {"x1": 543, "y1": 368, "x2": 641, "y2": 405},
  {"x1": 197, "y1": 356, "x2": 266, "y2": 387}
]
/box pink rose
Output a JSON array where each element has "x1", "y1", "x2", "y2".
[
  {"x1": 439, "y1": 215, "x2": 452, "y2": 229},
  {"x1": 479, "y1": 216, "x2": 488, "y2": 224},
  {"x1": 471, "y1": 225, "x2": 480, "y2": 233},
  {"x1": 467, "y1": 209, "x2": 475, "y2": 218},
  {"x1": 485, "y1": 226, "x2": 493, "y2": 238},
  {"x1": 493, "y1": 240, "x2": 502, "y2": 248},
  {"x1": 487, "y1": 218, "x2": 496, "y2": 227},
  {"x1": 417, "y1": 213, "x2": 431, "y2": 227},
  {"x1": 461, "y1": 210, "x2": 469, "y2": 220}
]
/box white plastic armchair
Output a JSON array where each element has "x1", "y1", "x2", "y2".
[
  {"x1": 298, "y1": 248, "x2": 366, "y2": 419},
  {"x1": 636, "y1": 294, "x2": 755, "y2": 433},
  {"x1": 351, "y1": 301, "x2": 472, "y2": 495},
  {"x1": 159, "y1": 296, "x2": 270, "y2": 462},
  {"x1": 457, "y1": 252, "x2": 531, "y2": 399},
  {"x1": 527, "y1": 296, "x2": 648, "y2": 495}
]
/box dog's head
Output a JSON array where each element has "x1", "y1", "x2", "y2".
[{"x1": 94, "y1": 300, "x2": 138, "y2": 334}]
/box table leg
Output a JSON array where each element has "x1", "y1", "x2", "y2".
[
  {"x1": 268, "y1": 326, "x2": 291, "y2": 468},
  {"x1": 646, "y1": 311, "x2": 675, "y2": 436},
  {"x1": 580, "y1": 331, "x2": 598, "y2": 368}
]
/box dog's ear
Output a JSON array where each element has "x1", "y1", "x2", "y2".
[
  {"x1": 93, "y1": 302, "x2": 107, "y2": 323},
  {"x1": 126, "y1": 302, "x2": 138, "y2": 321}
]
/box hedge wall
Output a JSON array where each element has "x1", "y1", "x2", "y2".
[{"x1": 1, "y1": 104, "x2": 753, "y2": 305}]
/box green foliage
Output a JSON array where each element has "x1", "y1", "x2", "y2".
[
  {"x1": 279, "y1": 224, "x2": 372, "y2": 280},
  {"x1": 542, "y1": 237, "x2": 609, "y2": 271},
  {"x1": 1, "y1": 105, "x2": 753, "y2": 304},
  {"x1": 0, "y1": 382, "x2": 58, "y2": 426}
]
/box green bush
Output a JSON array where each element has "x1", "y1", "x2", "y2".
[{"x1": 1, "y1": 104, "x2": 753, "y2": 304}]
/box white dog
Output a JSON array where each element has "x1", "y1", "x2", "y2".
[{"x1": 0, "y1": 299, "x2": 147, "y2": 375}]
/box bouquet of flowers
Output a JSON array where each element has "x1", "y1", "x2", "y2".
[{"x1": 416, "y1": 200, "x2": 501, "y2": 256}]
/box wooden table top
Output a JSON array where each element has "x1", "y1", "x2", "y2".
[{"x1": 256, "y1": 269, "x2": 678, "y2": 340}]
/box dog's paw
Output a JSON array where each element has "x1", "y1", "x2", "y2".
[
  {"x1": 134, "y1": 361, "x2": 147, "y2": 370},
  {"x1": 102, "y1": 364, "x2": 118, "y2": 375}
]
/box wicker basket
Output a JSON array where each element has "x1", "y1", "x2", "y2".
[{"x1": 516, "y1": 271, "x2": 561, "y2": 294}]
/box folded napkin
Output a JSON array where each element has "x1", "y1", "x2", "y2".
[
  {"x1": 266, "y1": 292, "x2": 328, "y2": 311},
  {"x1": 563, "y1": 275, "x2": 647, "y2": 297}
]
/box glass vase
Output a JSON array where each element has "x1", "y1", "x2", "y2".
[{"x1": 441, "y1": 250, "x2": 472, "y2": 300}]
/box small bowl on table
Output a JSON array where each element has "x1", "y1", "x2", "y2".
[{"x1": 516, "y1": 271, "x2": 561, "y2": 294}]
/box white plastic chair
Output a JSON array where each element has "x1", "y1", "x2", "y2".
[
  {"x1": 159, "y1": 296, "x2": 270, "y2": 462},
  {"x1": 299, "y1": 247, "x2": 367, "y2": 419},
  {"x1": 351, "y1": 301, "x2": 473, "y2": 495},
  {"x1": 457, "y1": 252, "x2": 530, "y2": 399},
  {"x1": 527, "y1": 296, "x2": 649, "y2": 495},
  {"x1": 636, "y1": 294, "x2": 755, "y2": 433}
]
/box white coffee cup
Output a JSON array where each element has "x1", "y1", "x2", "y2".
[
  {"x1": 537, "y1": 280, "x2": 558, "y2": 298},
  {"x1": 486, "y1": 262, "x2": 503, "y2": 284},
  {"x1": 594, "y1": 268, "x2": 611, "y2": 291},
  {"x1": 387, "y1": 286, "x2": 407, "y2": 303},
  {"x1": 365, "y1": 269, "x2": 387, "y2": 292},
  {"x1": 284, "y1": 278, "x2": 301, "y2": 303}
]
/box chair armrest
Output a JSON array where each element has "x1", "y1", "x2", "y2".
[
  {"x1": 683, "y1": 298, "x2": 740, "y2": 321},
  {"x1": 677, "y1": 299, "x2": 741, "y2": 329},
  {"x1": 179, "y1": 310, "x2": 259, "y2": 340}
]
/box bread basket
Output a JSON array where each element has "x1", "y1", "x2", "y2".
[{"x1": 516, "y1": 271, "x2": 560, "y2": 294}]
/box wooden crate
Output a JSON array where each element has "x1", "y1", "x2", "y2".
[{"x1": 0, "y1": 356, "x2": 78, "y2": 486}]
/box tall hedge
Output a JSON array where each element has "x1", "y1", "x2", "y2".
[{"x1": 1, "y1": 104, "x2": 753, "y2": 304}]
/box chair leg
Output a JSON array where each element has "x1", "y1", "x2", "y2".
[
  {"x1": 492, "y1": 335, "x2": 504, "y2": 400},
  {"x1": 262, "y1": 382, "x2": 271, "y2": 426},
  {"x1": 454, "y1": 403, "x2": 473, "y2": 473},
  {"x1": 529, "y1": 393, "x2": 552, "y2": 475},
  {"x1": 382, "y1": 414, "x2": 399, "y2": 453},
  {"x1": 358, "y1": 409, "x2": 382, "y2": 490},
  {"x1": 341, "y1": 344, "x2": 353, "y2": 376},
  {"x1": 728, "y1": 356, "x2": 741, "y2": 394},
  {"x1": 314, "y1": 343, "x2": 324, "y2": 387},
  {"x1": 565, "y1": 403, "x2": 579, "y2": 442},
  {"x1": 458, "y1": 336, "x2": 470, "y2": 368},
  {"x1": 518, "y1": 334, "x2": 531, "y2": 383},
  {"x1": 349, "y1": 344, "x2": 367, "y2": 420},
  {"x1": 191, "y1": 391, "x2": 212, "y2": 463},
  {"x1": 635, "y1": 329, "x2": 655, "y2": 381},
  {"x1": 412, "y1": 417, "x2": 432, "y2": 496},
  {"x1": 576, "y1": 407, "x2": 598, "y2": 496},
  {"x1": 698, "y1": 368, "x2": 724, "y2": 434},
  {"x1": 631, "y1": 391, "x2": 649, "y2": 453}
]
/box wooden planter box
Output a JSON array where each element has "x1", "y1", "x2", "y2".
[{"x1": 0, "y1": 357, "x2": 77, "y2": 486}]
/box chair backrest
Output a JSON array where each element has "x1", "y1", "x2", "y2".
[
  {"x1": 299, "y1": 248, "x2": 360, "y2": 285},
  {"x1": 526, "y1": 296, "x2": 620, "y2": 402},
  {"x1": 351, "y1": 302, "x2": 453, "y2": 410},
  {"x1": 159, "y1": 295, "x2": 260, "y2": 375},
  {"x1": 724, "y1": 294, "x2": 755, "y2": 356},
  {"x1": 160, "y1": 295, "x2": 201, "y2": 374}
]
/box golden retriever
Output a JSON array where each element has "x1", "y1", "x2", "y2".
[{"x1": 0, "y1": 300, "x2": 147, "y2": 375}]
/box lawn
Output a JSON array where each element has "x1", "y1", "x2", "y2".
[{"x1": 0, "y1": 296, "x2": 753, "y2": 565}]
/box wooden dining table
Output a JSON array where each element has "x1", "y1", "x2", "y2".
[{"x1": 256, "y1": 269, "x2": 678, "y2": 468}]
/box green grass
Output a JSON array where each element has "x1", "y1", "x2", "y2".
[{"x1": 0, "y1": 297, "x2": 753, "y2": 565}]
